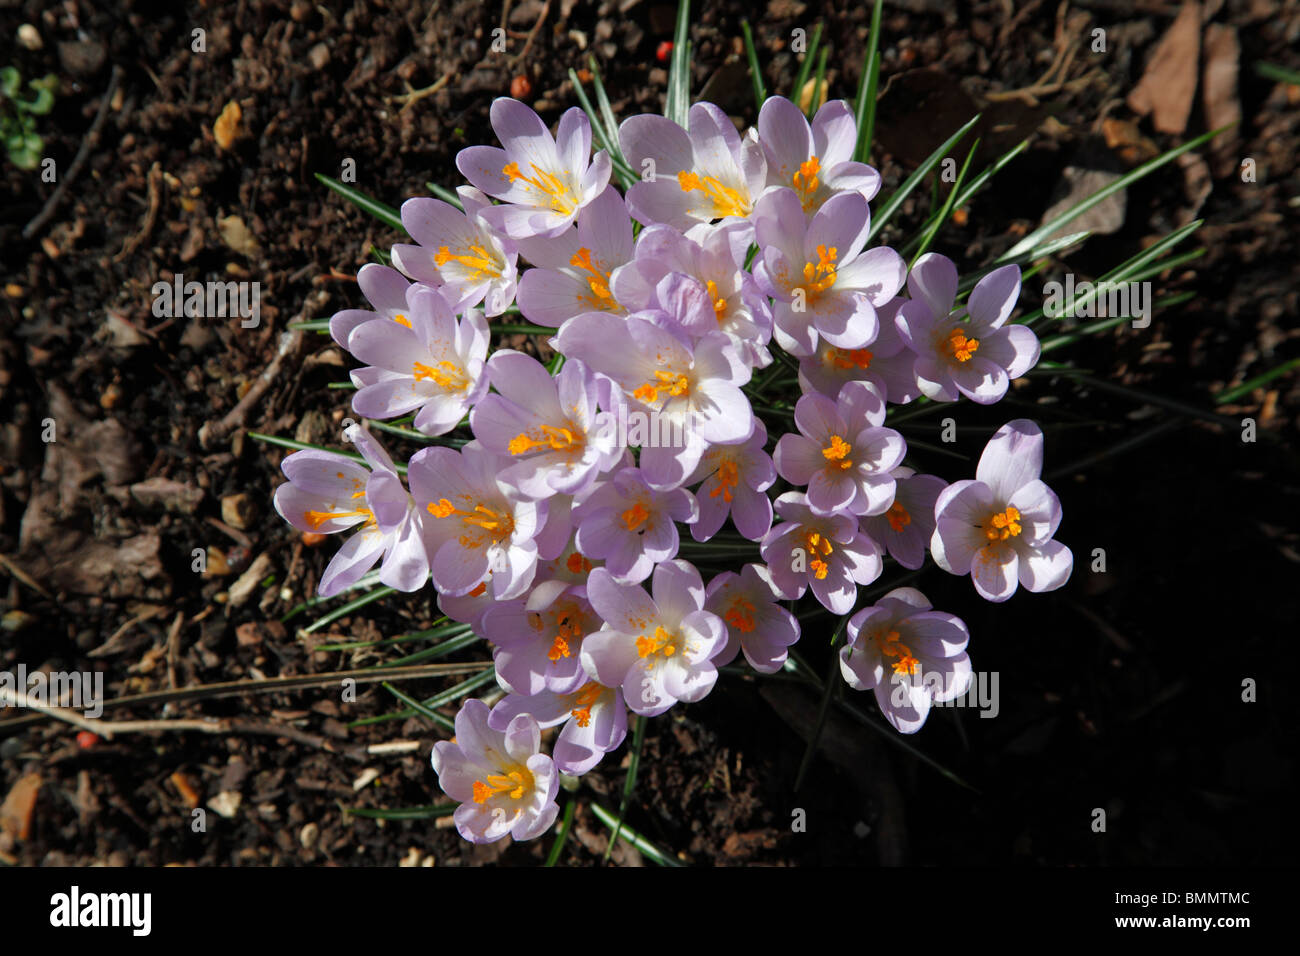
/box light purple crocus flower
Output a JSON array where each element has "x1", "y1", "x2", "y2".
[
  {"x1": 796, "y1": 297, "x2": 920, "y2": 404},
  {"x1": 931, "y1": 419, "x2": 1073, "y2": 602},
  {"x1": 859, "y1": 466, "x2": 947, "y2": 570},
  {"x1": 273, "y1": 424, "x2": 429, "y2": 596},
  {"x1": 760, "y1": 492, "x2": 882, "y2": 614},
  {"x1": 773, "y1": 380, "x2": 906, "y2": 517},
  {"x1": 488, "y1": 681, "x2": 627, "y2": 776},
  {"x1": 705, "y1": 564, "x2": 800, "y2": 673},
  {"x1": 514, "y1": 185, "x2": 634, "y2": 326},
  {"x1": 327, "y1": 263, "x2": 414, "y2": 349},
  {"x1": 612, "y1": 221, "x2": 773, "y2": 368},
  {"x1": 580, "y1": 561, "x2": 728, "y2": 717},
  {"x1": 620, "y1": 102, "x2": 767, "y2": 231},
  {"x1": 481, "y1": 579, "x2": 600, "y2": 696},
  {"x1": 470, "y1": 351, "x2": 623, "y2": 499},
  {"x1": 553, "y1": 312, "x2": 753, "y2": 489},
  {"x1": 432, "y1": 699, "x2": 559, "y2": 843},
  {"x1": 686, "y1": 418, "x2": 775, "y2": 542},
  {"x1": 757, "y1": 95, "x2": 882, "y2": 216},
  {"x1": 407, "y1": 441, "x2": 545, "y2": 600},
  {"x1": 457, "y1": 99, "x2": 611, "y2": 239},
  {"x1": 390, "y1": 186, "x2": 518, "y2": 316},
  {"x1": 571, "y1": 466, "x2": 697, "y2": 584},
  {"x1": 752, "y1": 188, "x2": 907, "y2": 357},
  {"x1": 346, "y1": 283, "x2": 489, "y2": 436},
  {"x1": 838, "y1": 588, "x2": 972, "y2": 734},
  {"x1": 896, "y1": 253, "x2": 1040, "y2": 404}
]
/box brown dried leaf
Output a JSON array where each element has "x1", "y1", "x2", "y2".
[{"x1": 1127, "y1": 3, "x2": 1201, "y2": 134}]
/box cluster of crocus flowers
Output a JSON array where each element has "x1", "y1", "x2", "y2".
[{"x1": 272, "y1": 93, "x2": 1073, "y2": 847}]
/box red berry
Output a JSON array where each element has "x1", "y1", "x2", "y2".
[
  {"x1": 76, "y1": 730, "x2": 99, "y2": 749},
  {"x1": 656, "y1": 41, "x2": 673, "y2": 62}
]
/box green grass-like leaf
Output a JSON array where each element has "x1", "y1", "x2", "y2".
[
  {"x1": 665, "y1": 0, "x2": 692, "y2": 125},
  {"x1": 740, "y1": 20, "x2": 766, "y2": 112},
  {"x1": 315, "y1": 173, "x2": 404, "y2": 232},
  {"x1": 853, "y1": 0, "x2": 885, "y2": 164},
  {"x1": 868, "y1": 114, "x2": 981, "y2": 243},
  {"x1": 1215, "y1": 356, "x2": 1300, "y2": 404},
  {"x1": 589, "y1": 802, "x2": 685, "y2": 866}
]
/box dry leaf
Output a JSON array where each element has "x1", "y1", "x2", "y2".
[
  {"x1": 1202, "y1": 24, "x2": 1241, "y2": 177},
  {"x1": 0, "y1": 774, "x2": 41, "y2": 842},
  {"x1": 1127, "y1": 3, "x2": 1201, "y2": 134}
]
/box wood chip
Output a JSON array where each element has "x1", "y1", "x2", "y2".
[
  {"x1": 213, "y1": 100, "x2": 242, "y2": 150},
  {"x1": 0, "y1": 773, "x2": 41, "y2": 842}
]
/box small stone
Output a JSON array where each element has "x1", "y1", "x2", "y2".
[
  {"x1": 309, "y1": 43, "x2": 330, "y2": 70},
  {"x1": 213, "y1": 101, "x2": 242, "y2": 150},
  {"x1": 299, "y1": 822, "x2": 319, "y2": 848},
  {"x1": 208, "y1": 791, "x2": 242, "y2": 819},
  {"x1": 17, "y1": 24, "x2": 42, "y2": 51},
  {"x1": 221, "y1": 492, "x2": 256, "y2": 530}
]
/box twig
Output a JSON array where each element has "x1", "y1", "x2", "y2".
[
  {"x1": 24, "y1": 65, "x2": 123, "y2": 239},
  {"x1": 387, "y1": 70, "x2": 455, "y2": 114},
  {"x1": 0, "y1": 552, "x2": 52, "y2": 597},
  {"x1": 507, "y1": 0, "x2": 550, "y2": 68}
]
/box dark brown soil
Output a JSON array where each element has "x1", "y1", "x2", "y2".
[{"x1": 2, "y1": 0, "x2": 1297, "y2": 867}]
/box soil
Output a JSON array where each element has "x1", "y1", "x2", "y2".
[{"x1": 1, "y1": 0, "x2": 1297, "y2": 867}]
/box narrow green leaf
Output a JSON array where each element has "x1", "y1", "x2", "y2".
[
  {"x1": 740, "y1": 20, "x2": 767, "y2": 112},
  {"x1": 604, "y1": 714, "x2": 647, "y2": 862},
  {"x1": 807, "y1": 47, "x2": 829, "y2": 120},
  {"x1": 303, "y1": 585, "x2": 397, "y2": 635},
  {"x1": 853, "y1": 0, "x2": 885, "y2": 164},
  {"x1": 998, "y1": 126, "x2": 1228, "y2": 263},
  {"x1": 790, "y1": 23, "x2": 823, "y2": 106},
  {"x1": 1256, "y1": 62, "x2": 1300, "y2": 86},
  {"x1": 908, "y1": 138, "x2": 979, "y2": 265},
  {"x1": 867, "y1": 113, "x2": 981, "y2": 242},
  {"x1": 424, "y1": 182, "x2": 465, "y2": 210},
  {"x1": 345, "y1": 803, "x2": 456, "y2": 820},
  {"x1": 1215, "y1": 356, "x2": 1300, "y2": 404},
  {"x1": 381, "y1": 680, "x2": 447, "y2": 727},
  {"x1": 248, "y1": 431, "x2": 405, "y2": 474},
  {"x1": 589, "y1": 802, "x2": 685, "y2": 866},
  {"x1": 665, "y1": 0, "x2": 692, "y2": 125},
  {"x1": 544, "y1": 799, "x2": 577, "y2": 867},
  {"x1": 315, "y1": 173, "x2": 404, "y2": 232}
]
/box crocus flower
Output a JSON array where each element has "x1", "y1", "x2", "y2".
[
  {"x1": 273, "y1": 424, "x2": 429, "y2": 596},
  {"x1": 390, "y1": 186, "x2": 518, "y2": 316},
  {"x1": 571, "y1": 466, "x2": 697, "y2": 584},
  {"x1": 514, "y1": 185, "x2": 634, "y2": 326},
  {"x1": 457, "y1": 99, "x2": 611, "y2": 239},
  {"x1": 612, "y1": 221, "x2": 773, "y2": 367},
  {"x1": 896, "y1": 253, "x2": 1039, "y2": 404},
  {"x1": 488, "y1": 681, "x2": 627, "y2": 776},
  {"x1": 931, "y1": 419, "x2": 1073, "y2": 602},
  {"x1": 797, "y1": 297, "x2": 920, "y2": 404},
  {"x1": 838, "y1": 588, "x2": 972, "y2": 734},
  {"x1": 773, "y1": 380, "x2": 906, "y2": 517},
  {"x1": 328, "y1": 263, "x2": 414, "y2": 349},
  {"x1": 705, "y1": 564, "x2": 800, "y2": 673},
  {"x1": 686, "y1": 418, "x2": 775, "y2": 542},
  {"x1": 757, "y1": 95, "x2": 882, "y2": 216},
  {"x1": 620, "y1": 102, "x2": 767, "y2": 231},
  {"x1": 859, "y1": 466, "x2": 947, "y2": 570},
  {"x1": 580, "y1": 561, "x2": 728, "y2": 717},
  {"x1": 346, "y1": 283, "x2": 489, "y2": 436},
  {"x1": 481, "y1": 579, "x2": 601, "y2": 696},
  {"x1": 470, "y1": 351, "x2": 623, "y2": 499},
  {"x1": 408, "y1": 441, "x2": 545, "y2": 600},
  {"x1": 752, "y1": 188, "x2": 907, "y2": 357},
  {"x1": 760, "y1": 492, "x2": 882, "y2": 614},
  {"x1": 432, "y1": 699, "x2": 559, "y2": 843},
  {"x1": 553, "y1": 312, "x2": 753, "y2": 489}
]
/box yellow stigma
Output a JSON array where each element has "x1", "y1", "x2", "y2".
[
  {"x1": 803, "y1": 529, "x2": 833, "y2": 579},
  {"x1": 792, "y1": 155, "x2": 821, "y2": 208},
  {"x1": 547, "y1": 635, "x2": 570, "y2": 662},
  {"x1": 800, "y1": 244, "x2": 838, "y2": 298},
  {"x1": 434, "y1": 243, "x2": 501, "y2": 280},
  {"x1": 392, "y1": 312, "x2": 413, "y2": 328},
  {"x1": 874, "y1": 628, "x2": 920, "y2": 676},
  {"x1": 828, "y1": 346, "x2": 873, "y2": 370},
  {"x1": 725, "y1": 597, "x2": 757, "y2": 634},
  {"x1": 710, "y1": 457, "x2": 739, "y2": 504},
  {"x1": 985, "y1": 506, "x2": 1022, "y2": 543},
  {"x1": 426, "y1": 498, "x2": 515, "y2": 546},
  {"x1": 303, "y1": 507, "x2": 375, "y2": 530},
  {"x1": 507, "y1": 423, "x2": 579, "y2": 456},
  {"x1": 471, "y1": 767, "x2": 531, "y2": 804},
  {"x1": 676, "y1": 169, "x2": 751, "y2": 218},
  {"x1": 565, "y1": 551, "x2": 593, "y2": 574},
  {"x1": 636, "y1": 625, "x2": 678, "y2": 659},
  {"x1": 886, "y1": 501, "x2": 912, "y2": 533},
  {"x1": 621, "y1": 502, "x2": 650, "y2": 532},
  {"x1": 569, "y1": 248, "x2": 618, "y2": 311},
  {"x1": 633, "y1": 369, "x2": 690, "y2": 404},
  {"x1": 412, "y1": 359, "x2": 469, "y2": 391},
  {"x1": 821, "y1": 435, "x2": 852, "y2": 470},
  {"x1": 503, "y1": 161, "x2": 577, "y2": 214},
  {"x1": 569, "y1": 682, "x2": 603, "y2": 728},
  {"x1": 944, "y1": 327, "x2": 980, "y2": 363},
  {"x1": 705, "y1": 279, "x2": 727, "y2": 321}
]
